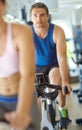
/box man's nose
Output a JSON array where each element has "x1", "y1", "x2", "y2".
[{"x1": 37, "y1": 16, "x2": 41, "y2": 21}]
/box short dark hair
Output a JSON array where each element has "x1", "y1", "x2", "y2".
[
  {"x1": 30, "y1": 2, "x2": 49, "y2": 15},
  {"x1": 0, "y1": 0, "x2": 6, "y2": 4}
]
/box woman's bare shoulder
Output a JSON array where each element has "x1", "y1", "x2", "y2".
[{"x1": 11, "y1": 23, "x2": 32, "y2": 38}]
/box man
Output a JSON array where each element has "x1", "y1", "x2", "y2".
[
  {"x1": 30, "y1": 2, "x2": 72, "y2": 128},
  {"x1": 0, "y1": 0, "x2": 40, "y2": 130}
]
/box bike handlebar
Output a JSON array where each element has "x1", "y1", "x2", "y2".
[
  {"x1": 35, "y1": 73, "x2": 69, "y2": 100},
  {"x1": 35, "y1": 82, "x2": 68, "y2": 100}
]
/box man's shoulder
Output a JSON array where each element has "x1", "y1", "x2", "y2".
[
  {"x1": 52, "y1": 24, "x2": 65, "y2": 41},
  {"x1": 54, "y1": 24, "x2": 64, "y2": 34},
  {"x1": 54, "y1": 24, "x2": 63, "y2": 31}
]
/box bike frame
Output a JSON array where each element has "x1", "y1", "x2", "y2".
[
  {"x1": 41, "y1": 86, "x2": 60, "y2": 130},
  {"x1": 35, "y1": 73, "x2": 69, "y2": 130}
]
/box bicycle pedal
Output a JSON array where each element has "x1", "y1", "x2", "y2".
[
  {"x1": 59, "y1": 118, "x2": 72, "y2": 130},
  {"x1": 76, "y1": 119, "x2": 82, "y2": 125}
]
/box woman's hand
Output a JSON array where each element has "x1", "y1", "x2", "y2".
[{"x1": 5, "y1": 111, "x2": 31, "y2": 130}]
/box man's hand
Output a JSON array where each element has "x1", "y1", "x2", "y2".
[
  {"x1": 62, "y1": 84, "x2": 72, "y2": 95},
  {"x1": 5, "y1": 112, "x2": 31, "y2": 130}
]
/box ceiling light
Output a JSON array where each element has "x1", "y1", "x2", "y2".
[{"x1": 76, "y1": 4, "x2": 82, "y2": 9}]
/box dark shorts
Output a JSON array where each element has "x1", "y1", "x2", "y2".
[
  {"x1": 0, "y1": 95, "x2": 40, "y2": 130},
  {"x1": 36, "y1": 63, "x2": 59, "y2": 75}
]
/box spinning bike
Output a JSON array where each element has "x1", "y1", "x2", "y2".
[
  {"x1": 72, "y1": 49, "x2": 82, "y2": 125},
  {"x1": 72, "y1": 49, "x2": 82, "y2": 103},
  {"x1": 35, "y1": 73, "x2": 71, "y2": 130}
]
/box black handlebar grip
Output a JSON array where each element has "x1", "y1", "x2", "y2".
[{"x1": 64, "y1": 86, "x2": 69, "y2": 94}]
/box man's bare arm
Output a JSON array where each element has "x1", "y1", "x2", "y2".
[
  {"x1": 56, "y1": 26, "x2": 69, "y2": 83},
  {"x1": 54, "y1": 25, "x2": 72, "y2": 93}
]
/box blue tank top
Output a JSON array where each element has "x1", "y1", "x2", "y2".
[{"x1": 31, "y1": 23, "x2": 58, "y2": 66}]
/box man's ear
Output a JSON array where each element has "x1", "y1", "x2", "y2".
[
  {"x1": 27, "y1": 21, "x2": 33, "y2": 25},
  {"x1": 30, "y1": 15, "x2": 33, "y2": 22},
  {"x1": 48, "y1": 14, "x2": 51, "y2": 23}
]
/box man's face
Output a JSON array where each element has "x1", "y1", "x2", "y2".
[{"x1": 31, "y1": 8, "x2": 49, "y2": 28}]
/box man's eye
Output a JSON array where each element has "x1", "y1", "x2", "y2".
[{"x1": 33, "y1": 15, "x2": 37, "y2": 17}]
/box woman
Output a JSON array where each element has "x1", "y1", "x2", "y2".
[{"x1": 0, "y1": 0, "x2": 40, "y2": 130}]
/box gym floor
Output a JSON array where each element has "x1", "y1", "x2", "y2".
[{"x1": 56, "y1": 82, "x2": 82, "y2": 130}]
